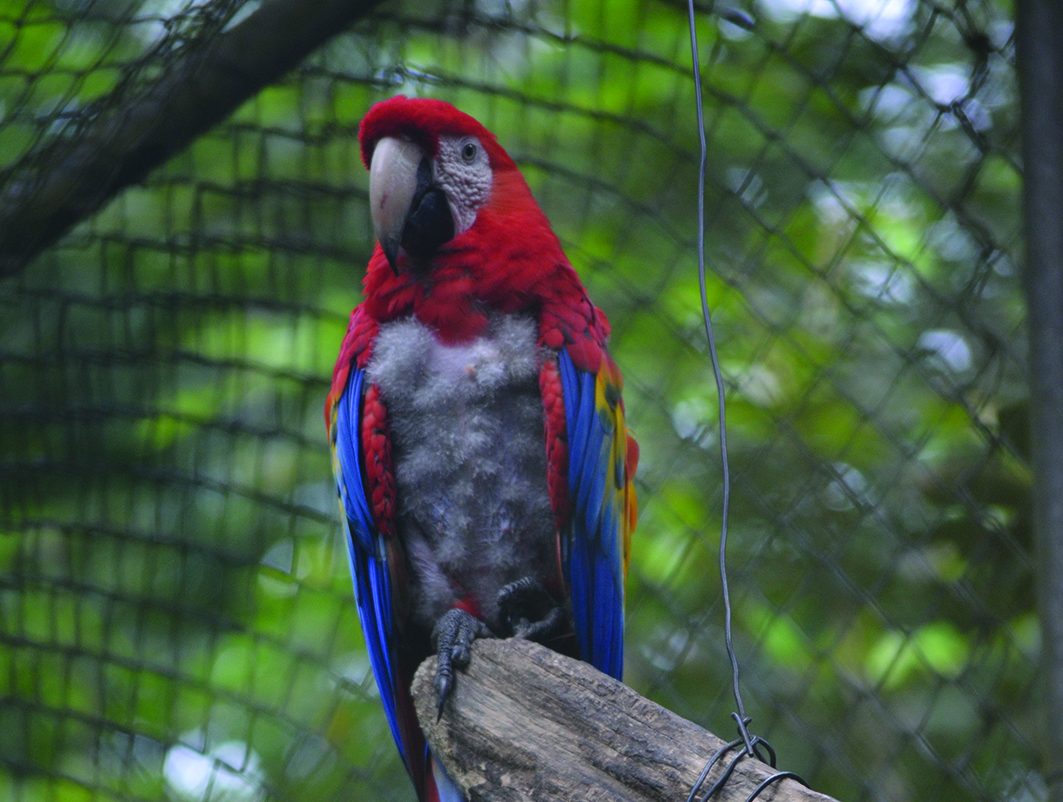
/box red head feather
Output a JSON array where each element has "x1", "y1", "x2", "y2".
[{"x1": 358, "y1": 96, "x2": 517, "y2": 174}]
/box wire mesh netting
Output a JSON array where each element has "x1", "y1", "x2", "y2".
[{"x1": 0, "y1": 0, "x2": 1040, "y2": 800}]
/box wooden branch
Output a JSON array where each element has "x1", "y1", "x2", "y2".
[
  {"x1": 412, "y1": 639, "x2": 841, "y2": 802},
  {"x1": 0, "y1": 0, "x2": 382, "y2": 276}
]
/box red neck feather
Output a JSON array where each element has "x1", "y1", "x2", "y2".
[{"x1": 362, "y1": 162, "x2": 571, "y2": 342}]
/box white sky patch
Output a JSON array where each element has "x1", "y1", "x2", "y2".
[
  {"x1": 918, "y1": 329, "x2": 973, "y2": 373},
  {"x1": 928, "y1": 217, "x2": 979, "y2": 264},
  {"x1": 910, "y1": 64, "x2": 993, "y2": 131},
  {"x1": 725, "y1": 167, "x2": 768, "y2": 209},
  {"x1": 258, "y1": 538, "x2": 298, "y2": 598},
  {"x1": 860, "y1": 84, "x2": 915, "y2": 120},
  {"x1": 736, "y1": 364, "x2": 783, "y2": 408},
  {"x1": 643, "y1": 629, "x2": 693, "y2": 672},
  {"x1": 671, "y1": 396, "x2": 717, "y2": 449},
  {"x1": 808, "y1": 182, "x2": 855, "y2": 226},
  {"x1": 809, "y1": 179, "x2": 889, "y2": 226},
  {"x1": 133, "y1": 0, "x2": 208, "y2": 43},
  {"x1": 853, "y1": 261, "x2": 915, "y2": 305},
  {"x1": 760, "y1": 0, "x2": 915, "y2": 41},
  {"x1": 823, "y1": 462, "x2": 871, "y2": 512},
  {"x1": 132, "y1": 0, "x2": 258, "y2": 44},
  {"x1": 913, "y1": 64, "x2": 970, "y2": 106},
  {"x1": 333, "y1": 651, "x2": 374, "y2": 689},
  {"x1": 164, "y1": 736, "x2": 265, "y2": 802}
]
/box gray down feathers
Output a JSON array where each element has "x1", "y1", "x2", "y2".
[{"x1": 366, "y1": 314, "x2": 557, "y2": 631}]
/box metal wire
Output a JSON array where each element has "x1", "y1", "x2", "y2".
[{"x1": 685, "y1": 3, "x2": 809, "y2": 798}]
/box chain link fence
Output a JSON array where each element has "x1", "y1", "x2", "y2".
[{"x1": 0, "y1": 1, "x2": 1041, "y2": 800}]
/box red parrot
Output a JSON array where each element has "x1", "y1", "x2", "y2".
[{"x1": 325, "y1": 96, "x2": 638, "y2": 801}]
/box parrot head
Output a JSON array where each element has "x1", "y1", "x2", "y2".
[{"x1": 358, "y1": 96, "x2": 548, "y2": 273}]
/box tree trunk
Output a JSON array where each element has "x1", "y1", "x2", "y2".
[{"x1": 1018, "y1": 2, "x2": 1063, "y2": 798}]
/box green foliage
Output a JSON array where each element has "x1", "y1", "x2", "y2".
[{"x1": 0, "y1": 1, "x2": 1039, "y2": 801}]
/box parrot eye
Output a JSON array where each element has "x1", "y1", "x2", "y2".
[{"x1": 436, "y1": 135, "x2": 492, "y2": 235}]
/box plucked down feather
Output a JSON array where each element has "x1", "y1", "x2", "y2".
[{"x1": 325, "y1": 96, "x2": 638, "y2": 802}]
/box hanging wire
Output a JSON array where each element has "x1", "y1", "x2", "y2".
[{"x1": 684, "y1": 3, "x2": 809, "y2": 799}]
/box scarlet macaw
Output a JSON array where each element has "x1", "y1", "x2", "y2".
[{"x1": 326, "y1": 96, "x2": 638, "y2": 801}]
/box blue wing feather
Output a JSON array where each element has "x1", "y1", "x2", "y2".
[
  {"x1": 558, "y1": 349, "x2": 626, "y2": 680},
  {"x1": 334, "y1": 367, "x2": 405, "y2": 760}
]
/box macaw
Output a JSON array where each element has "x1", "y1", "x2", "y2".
[{"x1": 325, "y1": 96, "x2": 638, "y2": 802}]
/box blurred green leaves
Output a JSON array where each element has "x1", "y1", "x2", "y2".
[{"x1": 0, "y1": 1, "x2": 1037, "y2": 801}]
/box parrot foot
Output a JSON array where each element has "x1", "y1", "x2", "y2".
[
  {"x1": 432, "y1": 608, "x2": 489, "y2": 720},
  {"x1": 498, "y1": 576, "x2": 567, "y2": 643}
]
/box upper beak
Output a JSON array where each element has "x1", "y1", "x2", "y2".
[
  {"x1": 369, "y1": 137, "x2": 421, "y2": 270},
  {"x1": 368, "y1": 137, "x2": 455, "y2": 272}
]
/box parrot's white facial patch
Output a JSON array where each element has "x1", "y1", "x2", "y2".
[{"x1": 434, "y1": 135, "x2": 492, "y2": 236}]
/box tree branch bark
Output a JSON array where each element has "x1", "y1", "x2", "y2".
[
  {"x1": 0, "y1": 0, "x2": 382, "y2": 276},
  {"x1": 412, "y1": 639, "x2": 841, "y2": 802}
]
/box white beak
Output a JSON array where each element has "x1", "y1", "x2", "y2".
[{"x1": 369, "y1": 137, "x2": 424, "y2": 269}]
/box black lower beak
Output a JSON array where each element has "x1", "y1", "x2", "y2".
[
  {"x1": 398, "y1": 158, "x2": 454, "y2": 267},
  {"x1": 381, "y1": 235, "x2": 401, "y2": 273}
]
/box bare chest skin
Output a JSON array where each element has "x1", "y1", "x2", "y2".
[{"x1": 366, "y1": 315, "x2": 557, "y2": 631}]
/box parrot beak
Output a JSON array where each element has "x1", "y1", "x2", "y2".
[{"x1": 369, "y1": 137, "x2": 455, "y2": 272}]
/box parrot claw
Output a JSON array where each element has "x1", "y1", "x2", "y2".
[
  {"x1": 498, "y1": 576, "x2": 568, "y2": 643},
  {"x1": 432, "y1": 608, "x2": 490, "y2": 720}
]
